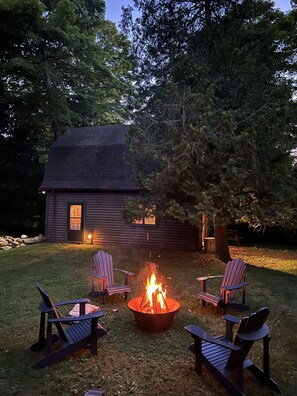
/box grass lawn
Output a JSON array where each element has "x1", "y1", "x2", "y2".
[{"x1": 0, "y1": 243, "x2": 296, "y2": 396}]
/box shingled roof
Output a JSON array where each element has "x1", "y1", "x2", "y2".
[{"x1": 40, "y1": 125, "x2": 139, "y2": 191}]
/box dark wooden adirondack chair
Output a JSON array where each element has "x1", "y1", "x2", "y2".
[
  {"x1": 185, "y1": 307, "x2": 280, "y2": 396},
  {"x1": 197, "y1": 258, "x2": 248, "y2": 314},
  {"x1": 89, "y1": 251, "x2": 134, "y2": 303},
  {"x1": 31, "y1": 284, "x2": 107, "y2": 369}
]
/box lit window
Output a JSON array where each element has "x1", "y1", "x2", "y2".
[
  {"x1": 133, "y1": 205, "x2": 156, "y2": 225},
  {"x1": 133, "y1": 217, "x2": 144, "y2": 225},
  {"x1": 69, "y1": 205, "x2": 82, "y2": 230}
]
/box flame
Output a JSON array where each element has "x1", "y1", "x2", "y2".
[{"x1": 139, "y1": 263, "x2": 168, "y2": 314}]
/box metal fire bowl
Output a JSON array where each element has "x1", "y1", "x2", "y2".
[{"x1": 128, "y1": 297, "x2": 180, "y2": 332}]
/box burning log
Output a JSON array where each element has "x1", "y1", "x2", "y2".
[{"x1": 138, "y1": 262, "x2": 169, "y2": 314}]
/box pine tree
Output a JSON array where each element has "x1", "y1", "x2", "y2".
[{"x1": 123, "y1": 0, "x2": 297, "y2": 261}]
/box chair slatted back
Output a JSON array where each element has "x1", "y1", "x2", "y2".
[
  {"x1": 93, "y1": 251, "x2": 114, "y2": 288},
  {"x1": 36, "y1": 283, "x2": 68, "y2": 342},
  {"x1": 220, "y1": 258, "x2": 246, "y2": 301},
  {"x1": 227, "y1": 307, "x2": 270, "y2": 369}
]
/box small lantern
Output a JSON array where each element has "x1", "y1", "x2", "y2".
[{"x1": 87, "y1": 233, "x2": 93, "y2": 244}]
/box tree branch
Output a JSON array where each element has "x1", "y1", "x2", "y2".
[{"x1": 237, "y1": 101, "x2": 271, "y2": 125}]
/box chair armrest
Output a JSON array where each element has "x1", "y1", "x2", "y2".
[
  {"x1": 197, "y1": 275, "x2": 223, "y2": 281},
  {"x1": 54, "y1": 298, "x2": 90, "y2": 307},
  {"x1": 222, "y1": 282, "x2": 248, "y2": 291},
  {"x1": 223, "y1": 314, "x2": 241, "y2": 324},
  {"x1": 223, "y1": 314, "x2": 241, "y2": 340},
  {"x1": 114, "y1": 268, "x2": 135, "y2": 276},
  {"x1": 49, "y1": 310, "x2": 105, "y2": 323},
  {"x1": 90, "y1": 271, "x2": 107, "y2": 280},
  {"x1": 197, "y1": 275, "x2": 224, "y2": 293},
  {"x1": 185, "y1": 324, "x2": 240, "y2": 351}
]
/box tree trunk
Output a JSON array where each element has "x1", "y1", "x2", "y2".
[
  {"x1": 201, "y1": 213, "x2": 209, "y2": 249},
  {"x1": 215, "y1": 224, "x2": 231, "y2": 263},
  {"x1": 41, "y1": 56, "x2": 62, "y2": 141},
  {"x1": 52, "y1": 118, "x2": 62, "y2": 140}
]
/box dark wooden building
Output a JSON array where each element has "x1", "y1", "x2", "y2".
[{"x1": 40, "y1": 125, "x2": 201, "y2": 250}]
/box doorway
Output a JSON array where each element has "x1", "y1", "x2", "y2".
[{"x1": 67, "y1": 203, "x2": 85, "y2": 242}]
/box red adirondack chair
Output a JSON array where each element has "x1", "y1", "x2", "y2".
[
  {"x1": 197, "y1": 258, "x2": 249, "y2": 313},
  {"x1": 89, "y1": 251, "x2": 134, "y2": 303}
]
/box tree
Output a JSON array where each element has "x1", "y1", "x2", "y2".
[
  {"x1": 0, "y1": 0, "x2": 132, "y2": 233},
  {"x1": 1, "y1": 0, "x2": 131, "y2": 140},
  {"x1": 123, "y1": 0, "x2": 297, "y2": 261}
]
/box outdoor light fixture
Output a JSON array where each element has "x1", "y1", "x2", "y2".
[{"x1": 87, "y1": 233, "x2": 93, "y2": 244}]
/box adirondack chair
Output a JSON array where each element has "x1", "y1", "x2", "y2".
[
  {"x1": 185, "y1": 307, "x2": 280, "y2": 396},
  {"x1": 31, "y1": 284, "x2": 107, "y2": 369},
  {"x1": 197, "y1": 258, "x2": 248, "y2": 314},
  {"x1": 89, "y1": 251, "x2": 134, "y2": 303}
]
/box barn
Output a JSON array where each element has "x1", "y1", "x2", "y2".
[{"x1": 40, "y1": 125, "x2": 201, "y2": 250}]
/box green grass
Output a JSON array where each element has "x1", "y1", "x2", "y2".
[{"x1": 0, "y1": 243, "x2": 296, "y2": 396}]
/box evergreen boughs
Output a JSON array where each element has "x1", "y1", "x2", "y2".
[{"x1": 124, "y1": 0, "x2": 297, "y2": 232}]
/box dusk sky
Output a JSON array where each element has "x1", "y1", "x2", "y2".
[{"x1": 105, "y1": 0, "x2": 293, "y2": 25}]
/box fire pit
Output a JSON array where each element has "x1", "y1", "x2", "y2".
[{"x1": 128, "y1": 263, "x2": 180, "y2": 332}]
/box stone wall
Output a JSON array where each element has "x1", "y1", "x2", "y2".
[{"x1": 0, "y1": 234, "x2": 45, "y2": 251}]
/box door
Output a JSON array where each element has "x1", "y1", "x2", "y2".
[{"x1": 67, "y1": 203, "x2": 85, "y2": 242}]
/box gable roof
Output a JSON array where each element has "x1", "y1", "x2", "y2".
[{"x1": 40, "y1": 125, "x2": 139, "y2": 191}]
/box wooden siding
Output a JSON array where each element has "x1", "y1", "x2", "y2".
[{"x1": 45, "y1": 191, "x2": 201, "y2": 251}]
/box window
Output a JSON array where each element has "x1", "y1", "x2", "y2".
[
  {"x1": 133, "y1": 205, "x2": 156, "y2": 225},
  {"x1": 69, "y1": 204, "x2": 82, "y2": 230}
]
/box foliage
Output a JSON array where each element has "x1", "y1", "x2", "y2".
[
  {"x1": 122, "y1": 0, "x2": 297, "y2": 235},
  {"x1": 0, "y1": 0, "x2": 131, "y2": 139},
  {"x1": 0, "y1": 0, "x2": 132, "y2": 232},
  {"x1": 0, "y1": 243, "x2": 296, "y2": 395}
]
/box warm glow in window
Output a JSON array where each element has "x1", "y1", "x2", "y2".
[
  {"x1": 133, "y1": 205, "x2": 156, "y2": 225},
  {"x1": 144, "y1": 215, "x2": 156, "y2": 225},
  {"x1": 70, "y1": 205, "x2": 82, "y2": 230},
  {"x1": 133, "y1": 218, "x2": 144, "y2": 225}
]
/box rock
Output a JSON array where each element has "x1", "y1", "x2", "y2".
[
  {"x1": 0, "y1": 245, "x2": 12, "y2": 251},
  {"x1": 0, "y1": 238, "x2": 9, "y2": 247},
  {"x1": 23, "y1": 237, "x2": 37, "y2": 244},
  {"x1": 0, "y1": 234, "x2": 44, "y2": 250},
  {"x1": 23, "y1": 235, "x2": 45, "y2": 244},
  {"x1": 38, "y1": 234, "x2": 45, "y2": 242},
  {"x1": 11, "y1": 242, "x2": 20, "y2": 248}
]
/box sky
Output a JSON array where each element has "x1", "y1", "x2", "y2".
[{"x1": 105, "y1": 0, "x2": 293, "y2": 25}]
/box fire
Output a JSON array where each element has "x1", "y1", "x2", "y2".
[{"x1": 139, "y1": 263, "x2": 169, "y2": 314}]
